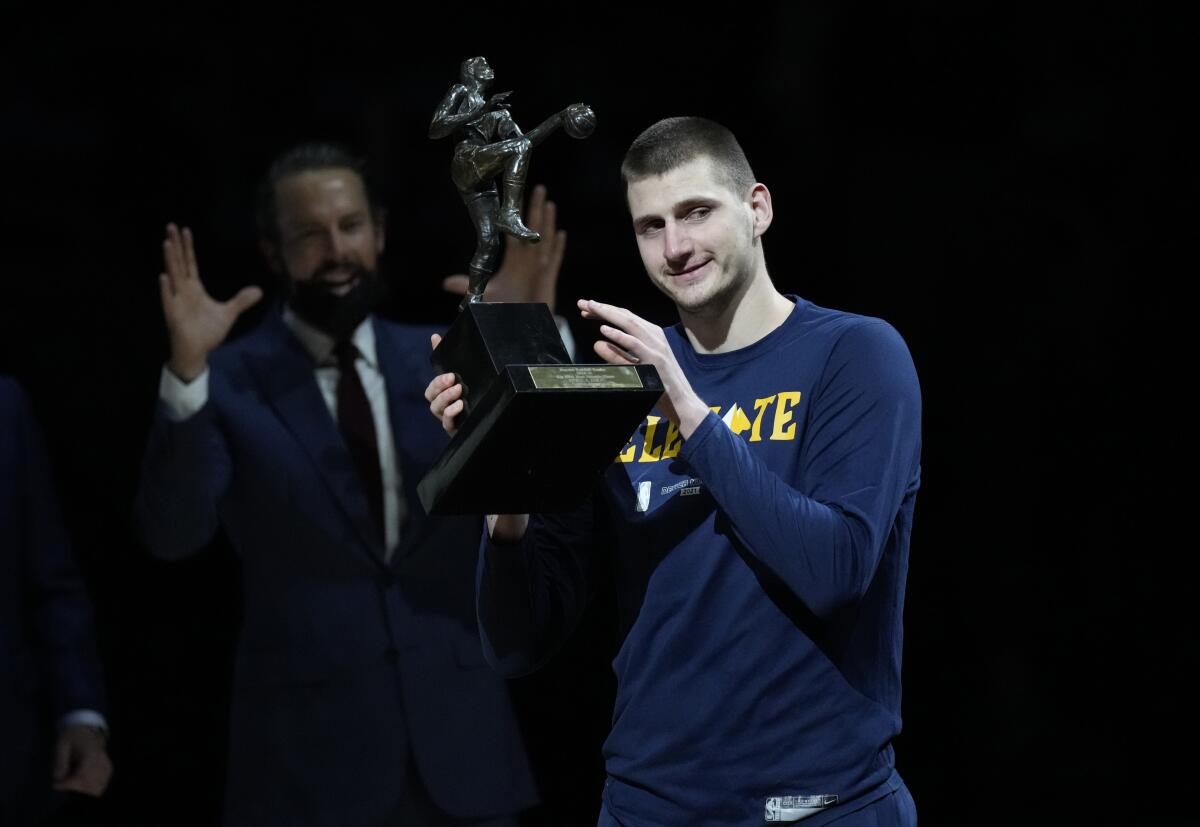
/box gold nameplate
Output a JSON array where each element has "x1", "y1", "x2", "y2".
[{"x1": 527, "y1": 365, "x2": 644, "y2": 390}]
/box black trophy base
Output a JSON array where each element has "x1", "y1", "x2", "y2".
[
  {"x1": 418, "y1": 363, "x2": 663, "y2": 515},
  {"x1": 429, "y1": 302, "x2": 570, "y2": 420}
]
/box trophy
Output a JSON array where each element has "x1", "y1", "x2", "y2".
[{"x1": 417, "y1": 56, "x2": 662, "y2": 515}]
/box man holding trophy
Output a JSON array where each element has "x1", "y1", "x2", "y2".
[{"x1": 428, "y1": 116, "x2": 923, "y2": 826}]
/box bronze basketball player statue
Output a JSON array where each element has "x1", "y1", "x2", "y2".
[{"x1": 429, "y1": 56, "x2": 596, "y2": 305}]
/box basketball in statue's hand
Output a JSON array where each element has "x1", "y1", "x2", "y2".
[{"x1": 564, "y1": 103, "x2": 596, "y2": 139}]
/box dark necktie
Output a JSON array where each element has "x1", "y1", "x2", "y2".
[{"x1": 334, "y1": 341, "x2": 385, "y2": 547}]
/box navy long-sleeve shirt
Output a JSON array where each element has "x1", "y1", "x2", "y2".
[{"x1": 478, "y1": 297, "x2": 922, "y2": 826}]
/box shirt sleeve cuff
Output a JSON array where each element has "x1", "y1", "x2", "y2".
[
  {"x1": 58, "y1": 709, "x2": 109, "y2": 734},
  {"x1": 159, "y1": 365, "x2": 210, "y2": 421}
]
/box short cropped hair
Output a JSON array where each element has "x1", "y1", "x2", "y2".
[{"x1": 621, "y1": 116, "x2": 756, "y2": 199}]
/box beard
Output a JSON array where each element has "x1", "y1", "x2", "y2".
[{"x1": 286, "y1": 261, "x2": 386, "y2": 340}]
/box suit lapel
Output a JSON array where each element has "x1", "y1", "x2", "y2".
[
  {"x1": 374, "y1": 319, "x2": 434, "y2": 563},
  {"x1": 242, "y1": 314, "x2": 386, "y2": 562}
]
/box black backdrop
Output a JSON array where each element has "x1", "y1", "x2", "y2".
[{"x1": 2, "y1": 3, "x2": 1190, "y2": 825}]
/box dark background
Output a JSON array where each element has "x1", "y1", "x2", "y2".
[{"x1": 2, "y1": 2, "x2": 1190, "y2": 825}]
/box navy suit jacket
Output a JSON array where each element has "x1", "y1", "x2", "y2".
[
  {"x1": 1, "y1": 377, "x2": 106, "y2": 823},
  {"x1": 135, "y1": 314, "x2": 538, "y2": 825}
]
